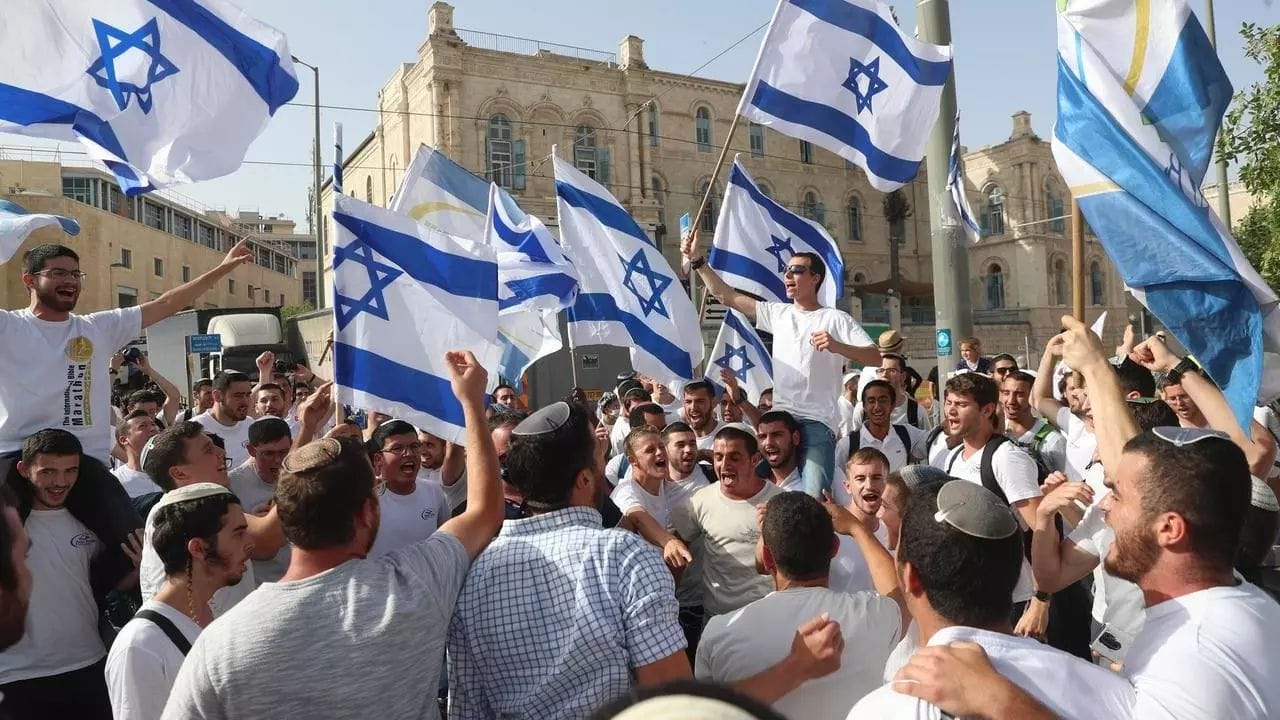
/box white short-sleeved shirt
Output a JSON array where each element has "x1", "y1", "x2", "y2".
[
  {"x1": 698, "y1": 586, "x2": 900, "y2": 720},
  {"x1": 755, "y1": 302, "x2": 873, "y2": 432},
  {"x1": 608, "y1": 418, "x2": 631, "y2": 458},
  {"x1": 925, "y1": 430, "x2": 952, "y2": 469},
  {"x1": 0, "y1": 307, "x2": 142, "y2": 462},
  {"x1": 839, "y1": 396, "x2": 857, "y2": 437},
  {"x1": 1125, "y1": 582, "x2": 1280, "y2": 720},
  {"x1": 368, "y1": 479, "x2": 451, "y2": 558},
  {"x1": 694, "y1": 421, "x2": 726, "y2": 451},
  {"x1": 106, "y1": 600, "x2": 202, "y2": 720},
  {"x1": 113, "y1": 465, "x2": 163, "y2": 498},
  {"x1": 0, "y1": 509, "x2": 105, "y2": 684},
  {"x1": 942, "y1": 440, "x2": 1041, "y2": 602},
  {"x1": 610, "y1": 476, "x2": 670, "y2": 526},
  {"x1": 836, "y1": 424, "x2": 927, "y2": 474},
  {"x1": 770, "y1": 467, "x2": 803, "y2": 493},
  {"x1": 228, "y1": 461, "x2": 292, "y2": 584},
  {"x1": 141, "y1": 502, "x2": 256, "y2": 616},
  {"x1": 1056, "y1": 407, "x2": 1098, "y2": 483},
  {"x1": 829, "y1": 524, "x2": 891, "y2": 595},
  {"x1": 190, "y1": 412, "x2": 255, "y2": 470},
  {"x1": 1007, "y1": 418, "x2": 1068, "y2": 476},
  {"x1": 1067, "y1": 497, "x2": 1146, "y2": 645},
  {"x1": 852, "y1": 396, "x2": 935, "y2": 433},
  {"x1": 849, "y1": 626, "x2": 1135, "y2": 719}
]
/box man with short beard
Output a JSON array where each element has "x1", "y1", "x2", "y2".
[
  {"x1": 253, "y1": 384, "x2": 288, "y2": 421},
  {"x1": 229, "y1": 418, "x2": 293, "y2": 583},
  {"x1": 417, "y1": 428, "x2": 465, "y2": 513},
  {"x1": 680, "y1": 381, "x2": 724, "y2": 451},
  {"x1": 829, "y1": 448, "x2": 892, "y2": 594},
  {"x1": 366, "y1": 421, "x2": 452, "y2": 558},
  {"x1": 106, "y1": 485, "x2": 252, "y2": 720},
  {"x1": 756, "y1": 410, "x2": 803, "y2": 492},
  {"x1": 1033, "y1": 343, "x2": 1098, "y2": 484},
  {"x1": 192, "y1": 372, "x2": 256, "y2": 469}
]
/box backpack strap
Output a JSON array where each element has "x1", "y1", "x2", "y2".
[
  {"x1": 892, "y1": 425, "x2": 912, "y2": 458},
  {"x1": 847, "y1": 430, "x2": 862, "y2": 458},
  {"x1": 1031, "y1": 422, "x2": 1056, "y2": 452},
  {"x1": 135, "y1": 609, "x2": 192, "y2": 656},
  {"x1": 978, "y1": 435, "x2": 1011, "y2": 507},
  {"x1": 907, "y1": 399, "x2": 919, "y2": 427}
]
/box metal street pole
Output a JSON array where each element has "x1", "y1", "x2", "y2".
[
  {"x1": 917, "y1": 0, "x2": 971, "y2": 384},
  {"x1": 293, "y1": 56, "x2": 324, "y2": 310},
  {"x1": 1203, "y1": 0, "x2": 1232, "y2": 228}
]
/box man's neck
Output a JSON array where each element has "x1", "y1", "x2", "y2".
[
  {"x1": 209, "y1": 407, "x2": 238, "y2": 427},
  {"x1": 635, "y1": 472, "x2": 664, "y2": 495},
  {"x1": 914, "y1": 606, "x2": 1012, "y2": 646},
  {"x1": 1180, "y1": 413, "x2": 1209, "y2": 429},
  {"x1": 770, "y1": 460, "x2": 797, "y2": 484},
  {"x1": 125, "y1": 452, "x2": 143, "y2": 471},
  {"x1": 691, "y1": 419, "x2": 716, "y2": 438},
  {"x1": 669, "y1": 466, "x2": 699, "y2": 483},
  {"x1": 1005, "y1": 413, "x2": 1036, "y2": 437},
  {"x1": 383, "y1": 475, "x2": 416, "y2": 495},
  {"x1": 962, "y1": 427, "x2": 995, "y2": 456},
  {"x1": 793, "y1": 296, "x2": 821, "y2": 311},
  {"x1": 721, "y1": 480, "x2": 765, "y2": 501},
  {"x1": 283, "y1": 547, "x2": 361, "y2": 582},
  {"x1": 775, "y1": 573, "x2": 829, "y2": 591},
  {"x1": 865, "y1": 420, "x2": 891, "y2": 440},
  {"x1": 154, "y1": 571, "x2": 221, "y2": 627},
  {"x1": 1139, "y1": 564, "x2": 1238, "y2": 608},
  {"x1": 27, "y1": 300, "x2": 69, "y2": 322},
  {"x1": 846, "y1": 504, "x2": 880, "y2": 531}
]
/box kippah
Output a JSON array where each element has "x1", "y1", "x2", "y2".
[
  {"x1": 606, "y1": 695, "x2": 764, "y2": 720},
  {"x1": 282, "y1": 438, "x2": 344, "y2": 473},
  {"x1": 155, "y1": 482, "x2": 233, "y2": 510},
  {"x1": 1251, "y1": 476, "x2": 1279, "y2": 512},
  {"x1": 513, "y1": 402, "x2": 572, "y2": 437},
  {"x1": 139, "y1": 435, "x2": 158, "y2": 471},
  {"x1": 933, "y1": 480, "x2": 1019, "y2": 540},
  {"x1": 897, "y1": 464, "x2": 949, "y2": 491}
]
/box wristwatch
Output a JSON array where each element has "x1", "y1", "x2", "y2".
[
  {"x1": 1166, "y1": 356, "x2": 1199, "y2": 385},
  {"x1": 1033, "y1": 590, "x2": 1051, "y2": 603},
  {"x1": 688, "y1": 256, "x2": 706, "y2": 271}
]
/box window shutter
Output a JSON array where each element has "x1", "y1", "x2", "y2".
[
  {"x1": 598, "y1": 148, "x2": 611, "y2": 189},
  {"x1": 513, "y1": 140, "x2": 526, "y2": 191}
]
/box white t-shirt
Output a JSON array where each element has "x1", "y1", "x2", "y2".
[
  {"x1": 1067, "y1": 496, "x2": 1146, "y2": 645},
  {"x1": 1125, "y1": 582, "x2": 1280, "y2": 719},
  {"x1": 941, "y1": 440, "x2": 1041, "y2": 602},
  {"x1": 1007, "y1": 418, "x2": 1068, "y2": 476},
  {"x1": 191, "y1": 411, "x2": 255, "y2": 470},
  {"x1": 665, "y1": 467, "x2": 713, "y2": 608},
  {"x1": 829, "y1": 524, "x2": 891, "y2": 595},
  {"x1": 1253, "y1": 405, "x2": 1280, "y2": 478},
  {"x1": 849, "y1": 626, "x2": 1135, "y2": 719},
  {"x1": 611, "y1": 476, "x2": 670, "y2": 526},
  {"x1": 852, "y1": 396, "x2": 935, "y2": 432},
  {"x1": 694, "y1": 421, "x2": 726, "y2": 451},
  {"x1": 770, "y1": 466, "x2": 803, "y2": 493},
  {"x1": 0, "y1": 509, "x2": 104, "y2": 683},
  {"x1": 0, "y1": 307, "x2": 142, "y2": 462},
  {"x1": 925, "y1": 429, "x2": 952, "y2": 468},
  {"x1": 755, "y1": 302, "x2": 873, "y2": 432},
  {"x1": 1056, "y1": 407, "x2": 1098, "y2": 483},
  {"x1": 114, "y1": 465, "x2": 163, "y2": 498},
  {"x1": 368, "y1": 479, "x2": 452, "y2": 558},
  {"x1": 698, "y1": 586, "x2": 900, "y2": 720},
  {"x1": 228, "y1": 461, "x2": 291, "y2": 584},
  {"x1": 839, "y1": 396, "x2": 857, "y2": 436},
  {"x1": 836, "y1": 424, "x2": 927, "y2": 474},
  {"x1": 106, "y1": 599, "x2": 202, "y2": 720},
  {"x1": 608, "y1": 417, "x2": 631, "y2": 458},
  {"x1": 141, "y1": 502, "x2": 256, "y2": 617}
]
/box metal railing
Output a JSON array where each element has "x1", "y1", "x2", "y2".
[{"x1": 454, "y1": 28, "x2": 616, "y2": 65}]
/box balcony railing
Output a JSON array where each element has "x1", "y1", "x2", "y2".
[{"x1": 455, "y1": 28, "x2": 616, "y2": 65}]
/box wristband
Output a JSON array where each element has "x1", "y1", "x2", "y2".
[
  {"x1": 1033, "y1": 590, "x2": 1051, "y2": 603},
  {"x1": 688, "y1": 257, "x2": 706, "y2": 271},
  {"x1": 1166, "y1": 356, "x2": 1199, "y2": 385}
]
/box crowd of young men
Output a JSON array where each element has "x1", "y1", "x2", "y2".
[{"x1": 0, "y1": 239, "x2": 1278, "y2": 720}]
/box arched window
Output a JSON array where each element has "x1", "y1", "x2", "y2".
[
  {"x1": 695, "y1": 107, "x2": 712, "y2": 152},
  {"x1": 1090, "y1": 261, "x2": 1105, "y2": 306},
  {"x1": 757, "y1": 182, "x2": 774, "y2": 200},
  {"x1": 487, "y1": 114, "x2": 514, "y2": 189},
  {"x1": 981, "y1": 186, "x2": 1005, "y2": 235},
  {"x1": 985, "y1": 263, "x2": 1005, "y2": 309},
  {"x1": 365, "y1": 176, "x2": 373, "y2": 203},
  {"x1": 802, "y1": 191, "x2": 825, "y2": 224},
  {"x1": 574, "y1": 125, "x2": 598, "y2": 179},
  {"x1": 647, "y1": 103, "x2": 659, "y2": 147},
  {"x1": 698, "y1": 181, "x2": 718, "y2": 233},
  {"x1": 847, "y1": 198, "x2": 863, "y2": 242},
  {"x1": 1045, "y1": 183, "x2": 1065, "y2": 232},
  {"x1": 852, "y1": 272, "x2": 867, "y2": 285},
  {"x1": 1053, "y1": 258, "x2": 1068, "y2": 307}
]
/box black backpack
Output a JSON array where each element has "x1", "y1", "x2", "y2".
[
  {"x1": 945, "y1": 435, "x2": 1055, "y2": 558},
  {"x1": 848, "y1": 425, "x2": 916, "y2": 462},
  {"x1": 906, "y1": 399, "x2": 921, "y2": 428}
]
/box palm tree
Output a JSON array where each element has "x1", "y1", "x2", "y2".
[{"x1": 882, "y1": 189, "x2": 912, "y2": 296}]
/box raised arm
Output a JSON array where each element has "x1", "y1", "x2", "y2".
[
  {"x1": 824, "y1": 495, "x2": 908, "y2": 636},
  {"x1": 290, "y1": 382, "x2": 334, "y2": 450},
  {"x1": 719, "y1": 369, "x2": 762, "y2": 427},
  {"x1": 1032, "y1": 481, "x2": 1101, "y2": 592},
  {"x1": 135, "y1": 354, "x2": 182, "y2": 426},
  {"x1": 1055, "y1": 316, "x2": 1139, "y2": 471},
  {"x1": 682, "y1": 231, "x2": 758, "y2": 322},
  {"x1": 624, "y1": 507, "x2": 692, "y2": 570},
  {"x1": 437, "y1": 351, "x2": 504, "y2": 560},
  {"x1": 141, "y1": 240, "x2": 253, "y2": 329},
  {"x1": 1032, "y1": 342, "x2": 1067, "y2": 421}
]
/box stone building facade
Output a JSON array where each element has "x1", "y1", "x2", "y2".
[{"x1": 321, "y1": 1, "x2": 1132, "y2": 361}]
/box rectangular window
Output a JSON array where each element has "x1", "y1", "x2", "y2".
[
  {"x1": 487, "y1": 136, "x2": 513, "y2": 190},
  {"x1": 172, "y1": 214, "x2": 192, "y2": 240},
  {"x1": 248, "y1": 284, "x2": 254, "y2": 300},
  {"x1": 62, "y1": 177, "x2": 94, "y2": 205},
  {"x1": 153, "y1": 257, "x2": 163, "y2": 277},
  {"x1": 143, "y1": 201, "x2": 165, "y2": 231},
  {"x1": 749, "y1": 123, "x2": 765, "y2": 158},
  {"x1": 116, "y1": 286, "x2": 138, "y2": 308},
  {"x1": 228, "y1": 279, "x2": 236, "y2": 294},
  {"x1": 1050, "y1": 198, "x2": 1065, "y2": 233},
  {"x1": 800, "y1": 140, "x2": 814, "y2": 165},
  {"x1": 107, "y1": 185, "x2": 122, "y2": 214},
  {"x1": 119, "y1": 248, "x2": 132, "y2": 269},
  {"x1": 648, "y1": 104, "x2": 660, "y2": 147},
  {"x1": 574, "y1": 143, "x2": 597, "y2": 179},
  {"x1": 302, "y1": 271, "x2": 317, "y2": 308},
  {"x1": 181, "y1": 265, "x2": 191, "y2": 282},
  {"x1": 197, "y1": 223, "x2": 216, "y2": 249}
]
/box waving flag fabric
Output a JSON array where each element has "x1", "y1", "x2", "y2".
[
  {"x1": 0, "y1": 0, "x2": 298, "y2": 194},
  {"x1": 0, "y1": 199, "x2": 80, "y2": 265},
  {"x1": 331, "y1": 194, "x2": 500, "y2": 445},
  {"x1": 390, "y1": 145, "x2": 490, "y2": 239},
  {"x1": 554, "y1": 150, "x2": 703, "y2": 384},
  {"x1": 942, "y1": 112, "x2": 980, "y2": 244},
  {"x1": 706, "y1": 309, "x2": 774, "y2": 403},
  {"x1": 739, "y1": 0, "x2": 951, "y2": 191},
  {"x1": 486, "y1": 184, "x2": 578, "y2": 316},
  {"x1": 1053, "y1": 0, "x2": 1280, "y2": 426},
  {"x1": 710, "y1": 157, "x2": 844, "y2": 307}
]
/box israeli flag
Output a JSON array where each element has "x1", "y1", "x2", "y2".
[
  {"x1": 706, "y1": 309, "x2": 774, "y2": 403},
  {"x1": 1053, "y1": 0, "x2": 1280, "y2": 426},
  {"x1": 942, "y1": 112, "x2": 981, "y2": 244},
  {"x1": 331, "y1": 194, "x2": 500, "y2": 445},
  {"x1": 739, "y1": 0, "x2": 952, "y2": 191},
  {"x1": 554, "y1": 150, "x2": 703, "y2": 384},
  {"x1": 709, "y1": 157, "x2": 844, "y2": 307},
  {"x1": 0, "y1": 199, "x2": 80, "y2": 265},
  {"x1": 390, "y1": 145, "x2": 568, "y2": 387},
  {"x1": 0, "y1": 0, "x2": 298, "y2": 195}
]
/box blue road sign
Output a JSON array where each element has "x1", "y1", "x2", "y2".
[{"x1": 186, "y1": 333, "x2": 222, "y2": 354}]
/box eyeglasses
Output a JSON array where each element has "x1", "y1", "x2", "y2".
[
  {"x1": 381, "y1": 442, "x2": 423, "y2": 456},
  {"x1": 783, "y1": 265, "x2": 811, "y2": 276},
  {"x1": 1151, "y1": 426, "x2": 1230, "y2": 447},
  {"x1": 993, "y1": 366, "x2": 1016, "y2": 375},
  {"x1": 33, "y1": 269, "x2": 87, "y2": 281}
]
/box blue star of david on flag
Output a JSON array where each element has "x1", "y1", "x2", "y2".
[
  {"x1": 765, "y1": 234, "x2": 795, "y2": 273},
  {"x1": 841, "y1": 56, "x2": 889, "y2": 114},
  {"x1": 619, "y1": 249, "x2": 673, "y2": 319},
  {"x1": 713, "y1": 343, "x2": 756, "y2": 382},
  {"x1": 333, "y1": 240, "x2": 403, "y2": 330},
  {"x1": 86, "y1": 18, "x2": 180, "y2": 114}
]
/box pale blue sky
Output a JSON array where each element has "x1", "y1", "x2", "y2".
[{"x1": 4, "y1": 0, "x2": 1277, "y2": 227}]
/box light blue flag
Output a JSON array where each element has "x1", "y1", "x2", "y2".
[
  {"x1": 0, "y1": 0, "x2": 298, "y2": 194},
  {"x1": 331, "y1": 194, "x2": 500, "y2": 445},
  {"x1": 706, "y1": 309, "x2": 774, "y2": 403},
  {"x1": 943, "y1": 112, "x2": 980, "y2": 244},
  {"x1": 390, "y1": 144, "x2": 569, "y2": 387},
  {"x1": 1053, "y1": 0, "x2": 1280, "y2": 426},
  {"x1": 554, "y1": 150, "x2": 704, "y2": 384},
  {"x1": 709, "y1": 157, "x2": 844, "y2": 307},
  {"x1": 0, "y1": 199, "x2": 80, "y2": 265},
  {"x1": 739, "y1": 0, "x2": 952, "y2": 191}
]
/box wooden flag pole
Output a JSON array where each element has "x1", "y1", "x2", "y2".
[
  {"x1": 1071, "y1": 197, "x2": 1085, "y2": 322},
  {"x1": 692, "y1": 112, "x2": 746, "y2": 322}
]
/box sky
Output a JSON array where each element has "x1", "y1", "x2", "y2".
[{"x1": 3, "y1": 0, "x2": 1277, "y2": 229}]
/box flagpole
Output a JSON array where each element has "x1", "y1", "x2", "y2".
[
  {"x1": 1203, "y1": 0, "x2": 1232, "y2": 228},
  {"x1": 1071, "y1": 197, "x2": 1085, "y2": 321},
  {"x1": 691, "y1": 113, "x2": 745, "y2": 328},
  {"x1": 332, "y1": 121, "x2": 346, "y2": 426}
]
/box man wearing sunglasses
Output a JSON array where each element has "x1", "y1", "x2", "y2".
[
  {"x1": 683, "y1": 240, "x2": 880, "y2": 500},
  {"x1": 895, "y1": 316, "x2": 1280, "y2": 720}
]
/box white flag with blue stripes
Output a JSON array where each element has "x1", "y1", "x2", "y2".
[
  {"x1": 707, "y1": 309, "x2": 774, "y2": 404},
  {"x1": 390, "y1": 145, "x2": 569, "y2": 387},
  {"x1": 554, "y1": 150, "x2": 703, "y2": 384},
  {"x1": 486, "y1": 184, "x2": 579, "y2": 316},
  {"x1": 0, "y1": 199, "x2": 80, "y2": 265},
  {"x1": 709, "y1": 157, "x2": 844, "y2": 307},
  {"x1": 942, "y1": 112, "x2": 980, "y2": 244},
  {"x1": 331, "y1": 194, "x2": 500, "y2": 446},
  {"x1": 739, "y1": 0, "x2": 952, "y2": 191},
  {"x1": 0, "y1": 0, "x2": 298, "y2": 195},
  {"x1": 1053, "y1": 0, "x2": 1280, "y2": 425}
]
